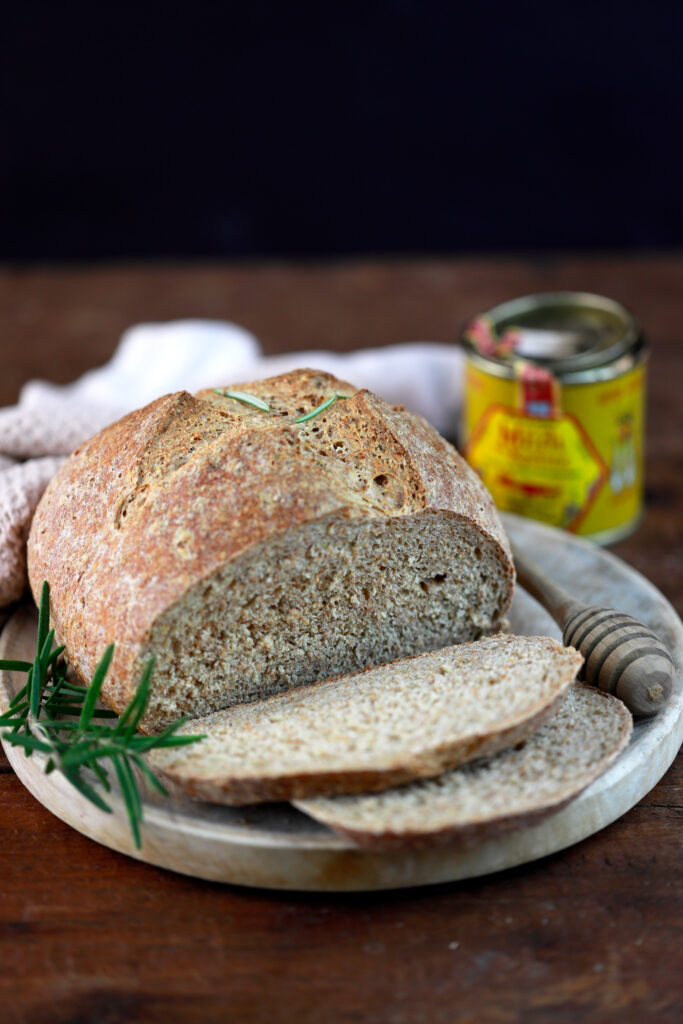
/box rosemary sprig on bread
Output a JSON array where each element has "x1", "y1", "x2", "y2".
[
  {"x1": 211, "y1": 385, "x2": 349, "y2": 421},
  {"x1": 294, "y1": 392, "x2": 349, "y2": 422},
  {"x1": 0, "y1": 582, "x2": 204, "y2": 847},
  {"x1": 212, "y1": 388, "x2": 271, "y2": 411}
]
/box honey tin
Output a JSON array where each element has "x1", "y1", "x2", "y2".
[{"x1": 461, "y1": 292, "x2": 647, "y2": 544}]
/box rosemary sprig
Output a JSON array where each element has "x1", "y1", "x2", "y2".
[
  {"x1": 212, "y1": 386, "x2": 351, "y2": 422},
  {"x1": 213, "y1": 388, "x2": 270, "y2": 412},
  {"x1": 0, "y1": 582, "x2": 205, "y2": 848},
  {"x1": 295, "y1": 393, "x2": 349, "y2": 423}
]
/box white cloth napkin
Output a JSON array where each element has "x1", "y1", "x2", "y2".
[{"x1": 0, "y1": 320, "x2": 464, "y2": 608}]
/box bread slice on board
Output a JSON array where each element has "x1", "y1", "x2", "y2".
[
  {"x1": 295, "y1": 685, "x2": 632, "y2": 849},
  {"x1": 147, "y1": 634, "x2": 582, "y2": 804},
  {"x1": 27, "y1": 368, "x2": 514, "y2": 732}
]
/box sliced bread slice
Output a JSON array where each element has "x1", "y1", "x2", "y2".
[
  {"x1": 147, "y1": 634, "x2": 582, "y2": 804},
  {"x1": 295, "y1": 684, "x2": 632, "y2": 849}
]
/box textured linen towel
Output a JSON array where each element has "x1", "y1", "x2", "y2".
[{"x1": 0, "y1": 320, "x2": 464, "y2": 610}]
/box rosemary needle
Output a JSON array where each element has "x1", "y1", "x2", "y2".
[
  {"x1": 0, "y1": 582, "x2": 204, "y2": 848},
  {"x1": 213, "y1": 388, "x2": 270, "y2": 412},
  {"x1": 295, "y1": 393, "x2": 349, "y2": 423}
]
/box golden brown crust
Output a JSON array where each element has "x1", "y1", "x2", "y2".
[
  {"x1": 27, "y1": 368, "x2": 515, "y2": 720},
  {"x1": 314, "y1": 798, "x2": 579, "y2": 851}
]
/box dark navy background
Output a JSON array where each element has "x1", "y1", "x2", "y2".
[{"x1": 4, "y1": 1, "x2": 682, "y2": 260}]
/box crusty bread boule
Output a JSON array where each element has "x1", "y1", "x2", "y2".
[{"x1": 27, "y1": 368, "x2": 514, "y2": 731}]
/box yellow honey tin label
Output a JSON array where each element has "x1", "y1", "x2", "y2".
[{"x1": 463, "y1": 360, "x2": 645, "y2": 540}]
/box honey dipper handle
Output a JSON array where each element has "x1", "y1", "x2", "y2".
[{"x1": 509, "y1": 542, "x2": 583, "y2": 623}]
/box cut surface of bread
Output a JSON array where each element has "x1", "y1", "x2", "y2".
[
  {"x1": 140, "y1": 508, "x2": 511, "y2": 728},
  {"x1": 147, "y1": 635, "x2": 582, "y2": 804},
  {"x1": 27, "y1": 368, "x2": 514, "y2": 732},
  {"x1": 295, "y1": 684, "x2": 632, "y2": 849}
]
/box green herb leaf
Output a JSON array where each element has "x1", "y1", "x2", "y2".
[
  {"x1": 50, "y1": 704, "x2": 104, "y2": 718},
  {"x1": 213, "y1": 388, "x2": 270, "y2": 412},
  {"x1": 131, "y1": 754, "x2": 169, "y2": 797},
  {"x1": 38, "y1": 629, "x2": 55, "y2": 674},
  {"x1": 46, "y1": 645, "x2": 66, "y2": 668},
  {"x1": 9, "y1": 716, "x2": 30, "y2": 740},
  {"x1": 130, "y1": 732, "x2": 206, "y2": 752},
  {"x1": 5, "y1": 733, "x2": 53, "y2": 754},
  {"x1": 0, "y1": 701, "x2": 28, "y2": 724},
  {"x1": 0, "y1": 714, "x2": 30, "y2": 727},
  {"x1": 44, "y1": 674, "x2": 67, "y2": 704},
  {"x1": 114, "y1": 657, "x2": 155, "y2": 737},
  {"x1": 61, "y1": 742, "x2": 129, "y2": 770},
  {"x1": 0, "y1": 660, "x2": 32, "y2": 673},
  {"x1": 78, "y1": 644, "x2": 114, "y2": 731},
  {"x1": 34, "y1": 719, "x2": 83, "y2": 731},
  {"x1": 62, "y1": 768, "x2": 113, "y2": 814},
  {"x1": 91, "y1": 760, "x2": 111, "y2": 792},
  {"x1": 29, "y1": 659, "x2": 42, "y2": 717},
  {"x1": 37, "y1": 581, "x2": 50, "y2": 654},
  {"x1": 294, "y1": 393, "x2": 349, "y2": 423},
  {"x1": 112, "y1": 755, "x2": 142, "y2": 848},
  {"x1": 47, "y1": 679, "x2": 87, "y2": 697},
  {"x1": 9, "y1": 683, "x2": 29, "y2": 707}
]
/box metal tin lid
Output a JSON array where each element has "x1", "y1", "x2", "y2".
[{"x1": 462, "y1": 292, "x2": 646, "y2": 382}]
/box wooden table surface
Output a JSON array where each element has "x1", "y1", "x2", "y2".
[{"x1": 0, "y1": 256, "x2": 681, "y2": 1024}]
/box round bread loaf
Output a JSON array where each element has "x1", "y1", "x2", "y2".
[{"x1": 27, "y1": 369, "x2": 514, "y2": 731}]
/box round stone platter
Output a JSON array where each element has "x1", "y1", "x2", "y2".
[{"x1": 1, "y1": 514, "x2": 681, "y2": 891}]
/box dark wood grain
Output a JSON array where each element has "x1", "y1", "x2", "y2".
[{"x1": 0, "y1": 256, "x2": 681, "y2": 1024}]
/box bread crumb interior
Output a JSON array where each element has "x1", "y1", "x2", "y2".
[{"x1": 138, "y1": 510, "x2": 509, "y2": 727}]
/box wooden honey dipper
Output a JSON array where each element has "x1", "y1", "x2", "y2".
[{"x1": 510, "y1": 542, "x2": 674, "y2": 717}]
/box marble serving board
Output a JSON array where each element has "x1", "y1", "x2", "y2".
[{"x1": 1, "y1": 514, "x2": 681, "y2": 891}]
